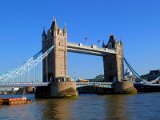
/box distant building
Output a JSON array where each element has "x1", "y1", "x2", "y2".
[
  {"x1": 12, "y1": 87, "x2": 19, "y2": 92},
  {"x1": 124, "y1": 69, "x2": 136, "y2": 82},
  {"x1": 125, "y1": 69, "x2": 132, "y2": 77},
  {"x1": 77, "y1": 78, "x2": 89, "y2": 82},
  {"x1": 88, "y1": 74, "x2": 104, "y2": 82},
  {"x1": 141, "y1": 70, "x2": 160, "y2": 81},
  {"x1": 77, "y1": 74, "x2": 104, "y2": 82}
]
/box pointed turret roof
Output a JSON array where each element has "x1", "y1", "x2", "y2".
[
  {"x1": 106, "y1": 34, "x2": 116, "y2": 49},
  {"x1": 42, "y1": 27, "x2": 47, "y2": 36},
  {"x1": 50, "y1": 18, "x2": 58, "y2": 30},
  {"x1": 63, "y1": 23, "x2": 67, "y2": 33},
  {"x1": 120, "y1": 39, "x2": 123, "y2": 45},
  {"x1": 109, "y1": 34, "x2": 116, "y2": 42},
  {"x1": 102, "y1": 40, "x2": 106, "y2": 48}
]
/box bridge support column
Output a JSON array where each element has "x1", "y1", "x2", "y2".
[{"x1": 103, "y1": 35, "x2": 124, "y2": 82}]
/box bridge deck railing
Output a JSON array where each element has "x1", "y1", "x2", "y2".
[
  {"x1": 76, "y1": 82, "x2": 113, "y2": 88},
  {"x1": 0, "y1": 82, "x2": 49, "y2": 87}
]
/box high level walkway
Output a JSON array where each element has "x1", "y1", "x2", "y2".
[{"x1": 67, "y1": 42, "x2": 116, "y2": 56}]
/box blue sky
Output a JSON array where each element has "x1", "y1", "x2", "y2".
[{"x1": 0, "y1": 0, "x2": 160, "y2": 79}]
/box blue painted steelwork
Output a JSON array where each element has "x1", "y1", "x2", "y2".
[
  {"x1": 0, "y1": 82, "x2": 49, "y2": 87},
  {"x1": 0, "y1": 46, "x2": 53, "y2": 82},
  {"x1": 76, "y1": 82, "x2": 113, "y2": 88}
]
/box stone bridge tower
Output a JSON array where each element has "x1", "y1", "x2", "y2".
[
  {"x1": 42, "y1": 19, "x2": 67, "y2": 82},
  {"x1": 37, "y1": 19, "x2": 77, "y2": 98},
  {"x1": 103, "y1": 35, "x2": 124, "y2": 82}
]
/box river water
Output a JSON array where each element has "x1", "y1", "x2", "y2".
[{"x1": 0, "y1": 93, "x2": 160, "y2": 120}]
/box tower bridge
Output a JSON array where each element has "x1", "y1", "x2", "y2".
[
  {"x1": 42, "y1": 19, "x2": 124, "y2": 84},
  {"x1": 1, "y1": 19, "x2": 160, "y2": 96},
  {"x1": 36, "y1": 18, "x2": 124, "y2": 97},
  {"x1": 0, "y1": 18, "x2": 132, "y2": 97}
]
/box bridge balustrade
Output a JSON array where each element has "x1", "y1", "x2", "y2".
[{"x1": 0, "y1": 82, "x2": 49, "y2": 87}]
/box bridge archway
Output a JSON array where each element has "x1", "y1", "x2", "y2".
[{"x1": 68, "y1": 52, "x2": 103, "y2": 81}]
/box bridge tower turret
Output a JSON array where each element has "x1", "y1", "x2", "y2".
[
  {"x1": 52, "y1": 19, "x2": 67, "y2": 79},
  {"x1": 103, "y1": 34, "x2": 124, "y2": 82},
  {"x1": 42, "y1": 28, "x2": 47, "y2": 41},
  {"x1": 42, "y1": 18, "x2": 67, "y2": 82},
  {"x1": 116, "y1": 39, "x2": 124, "y2": 81}
]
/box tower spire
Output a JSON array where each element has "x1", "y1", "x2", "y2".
[
  {"x1": 102, "y1": 40, "x2": 106, "y2": 48},
  {"x1": 50, "y1": 18, "x2": 58, "y2": 30},
  {"x1": 42, "y1": 27, "x2": 46, "y2": 36},
  {"x1": 42, "y1": 27, "x2": 47, "y2": 41},
  {"x1": 120, "y1": 39, "x2": 123, "y2": 45},
  {"x1": 63, "y1": 23, "x2": 67, "y2": 33}
]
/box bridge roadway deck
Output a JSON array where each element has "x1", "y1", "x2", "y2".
[
  {"x1": 2, "y1": 81, "x2": 160, "y2": 88},
  {"x1": 0, "y1": 82, "x2": 49, "y2": 87},
  {"x1": 67, "y1": 42, "x2": 116, "y2": 56},
  {"x1": 0, "y1": 82, "x2": 113, "y2": 88}
]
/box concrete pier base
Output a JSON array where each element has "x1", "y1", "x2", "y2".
[
  {"x1": 35, "y1": 82, "x2": 78, "y2": 98},
  {"x1": 113, "y1": 81, "x2": 137, "y2": 94}
]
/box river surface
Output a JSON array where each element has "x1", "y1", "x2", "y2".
[{"x1": 0, "y1": 93, "x2": 160, "y2": 120}]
